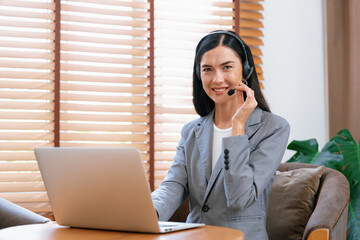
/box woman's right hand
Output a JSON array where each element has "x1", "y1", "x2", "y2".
[{"x1": 231, "y1": 82, "x2": 258, "y2": 136}]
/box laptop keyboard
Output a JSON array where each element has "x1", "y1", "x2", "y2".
[{"x1": 159, "y1": 224, "x2": 178, "y2": 228}]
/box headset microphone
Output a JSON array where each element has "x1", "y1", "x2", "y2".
[
  {"x1": 227, "y1": 89, "x2": 235, "y2": 96},
  {"x1": 227, "y1": 75, "x2": 251, "y2": 96}
]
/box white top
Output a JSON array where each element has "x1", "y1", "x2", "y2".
[{"x1": 212, "y1": 124, "x2": 232, "y2": 169}]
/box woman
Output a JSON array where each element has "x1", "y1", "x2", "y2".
[{"x1": 151, "y1": 30, "x2": 290, "y2": 239}]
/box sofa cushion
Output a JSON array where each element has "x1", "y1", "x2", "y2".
[{"x1": 266, "y1": 166, "x2": 324, "y2": 240}]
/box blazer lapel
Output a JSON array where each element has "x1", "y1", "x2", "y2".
[
  {"x1": 203, "y1": 154, "x2": 223, "y2": 203},
  {"x1": 245, "y1": 107, "x2": 264, "y2": 139},
  {"x1": 194, "y1": 111, "x2": 214, "y2": 184}
]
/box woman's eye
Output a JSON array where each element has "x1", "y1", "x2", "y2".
[
  {"x1": 202, "y1": 68, "x2": 211, "y2": 72},
  {"x1": 224, "y1": 65, "x2": 233, "y2": 70}
]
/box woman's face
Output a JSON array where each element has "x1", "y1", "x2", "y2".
[{"x1": 200, "y1": 45, "x2": 243, "y2": 104}]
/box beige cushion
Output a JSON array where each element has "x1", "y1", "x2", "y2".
[{"x1": 266, "y1": 166, "x2": 324, "y2": 240}]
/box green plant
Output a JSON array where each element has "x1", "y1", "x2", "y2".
[{"x1": 286, "y1": 129, "x2": 360, "y2": 240}]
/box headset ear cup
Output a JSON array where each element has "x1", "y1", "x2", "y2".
[
  {"x1": 244, "y1": 65, "x2": 254, "y2": 81},
  {"x1": 243, "y1": 61, "x2": 250, "y2": 79}
]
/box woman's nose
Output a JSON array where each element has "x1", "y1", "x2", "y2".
[{"x1": 213, "y1": 71, "x2": 224, "y2": 83}]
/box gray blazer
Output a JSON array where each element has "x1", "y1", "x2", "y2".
[{"x1": 151, "y1": 108, "x2": 290, "y2": 240}]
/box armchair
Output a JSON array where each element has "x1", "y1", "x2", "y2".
[
  {"x1": 169, "y1": 163, "x2": 350, "y2": 240},
  {"x1": 274, "y1": 163, "x2": 349, "y2": 240}
]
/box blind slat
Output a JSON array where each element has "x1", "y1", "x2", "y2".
[
  {"x1": 0, "y1": 132, "x2": 53, "y2": 141},
  {"x1": 0, "y1": 60, "x2": 54, "y2": 71},
  {"x1": 240, "y1": 2, "x2": 264, "y2": 11},
  {"x1": 0, "y1": 0, "x2": 54, "y2": 10},
  {"x1": 60, "y1": 92, "x2": 147, "y2": 104},
  {"x1": 60, "y1": 53, "x2": 148, "y2": 66},
  {"x1": 0, "y1": 91, "x2": 53, "y2": 100},
  {"x1": 0, "y1": 19, "x2": 54, "y2": 29},
  {"x1": 0, "y1": 182, "x2": 45, "y2": 192},
  {"x1": 155, "y1": 124, "x2": 183, "y2": 133},
  {"x1": 61, "y1": 33, "x2": 148, "y2": 47},
  {"x1": 61, "y1": 24, "x2": 149, "y2": 38},
  {"x1": 0, "y1": 9, "x2": 54, "y2": 20},
  {"x1": 60, "y1": 63, "x2": 148, "y2": 75},
  {"x1": 61, "y1": 14, "x2": 149, "y2": 28},
  {"x1": 0, "y1": 152, "x2": 36, "y2": 161},
  {"x1": 0, "y1": 192, "x2": 48, "y2": 203},
  {"x1": 60, "y1": 112, "x2": 149, "y2": 123},
  {"x1": 16, "y1": 202, "x2": 51, "y2": 213},
  {"x1": 0, "y1": 40, "x2": 55, "y2": 50},
  {"x1": 60, "y1": 73, "x2": 148, "y2": 85},
  {"x1": 0, "y1": 142, "x2": 52, "y2": 151},
  {"x1": 0, "y1": 71, "x2": 54, "y2": 80},
  {"x1": 60, "y1": 102, "x2": 148, "y2": 113},
  {"x1": 61, "y1": 43, "x2": 148, "y2": 56},
  {"x1": 0, "y1": 30, "x2": 54, "y2": 40},
  {"x1": 242, "y1": 37, "x2": 264, "y2": 46},
  {"x1": 240, "y1": 11, "x2": 263, "y2": 20},
  {"x1": 60, "y1": 142, "x2": 149, "y2": 152},
  {"x1": 0, "y1": 101, "x2": 52, "y2": 110},
  {"x1": 61, "y1": 4, "x2": 149, "y2": 19},
  {"x1": 61, "y1": 122, "x2": 148, "y2": 132},
  {"x1": 0, "y1": 122, "x2": 53, "y2": 130},
  {"x1": 0, "y1": 50, "x2": 54, "y2": 59},
  {"x1": 155, "y1": 107, "x2": 196, "y2": 115},
  {"x1": 68, "y1": 0, "x2": 149, "y2": 8},
  {"x1": 61, "y1": 132, "x2": 148, "y2": 142},
  {"x1": 156, "y1": 115, "x2": 196, "y2": 124}
]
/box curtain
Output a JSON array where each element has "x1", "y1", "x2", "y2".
[{"x1": 326, "y1": 0, "x2": 360, "y2": 140}]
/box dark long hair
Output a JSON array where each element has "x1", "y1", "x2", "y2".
[{"x1": 192, "y1": 30, "x2": 270, "y2": 116}]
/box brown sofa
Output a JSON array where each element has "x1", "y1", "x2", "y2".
[{"x1": 169, "y1": 163, "x2": 350, "y2": 240}]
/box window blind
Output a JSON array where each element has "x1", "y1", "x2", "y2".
[
  {"x1": 0, "y1": 0, "x2": 55, "y2": 213},
  {"x1": 236, "y1": 0, "x2": 264, "y2": 88},
  {"x1": 153, "y1": 0, "x2": 234, "y2": 188},
  {"x1": 59, "y1": 0, "x2": 150, "y2": 174},
  {"x1": 0, "y1": 0, "x2": 265, "y2": 213}
]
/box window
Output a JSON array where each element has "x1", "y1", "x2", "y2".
[{"x1": 0, "y1": 0, "x2": 264, "y2": 215}]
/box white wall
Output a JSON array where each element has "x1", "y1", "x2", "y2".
[{"x1": 261, "y1": 0, "x2": 328, "y2": 161}]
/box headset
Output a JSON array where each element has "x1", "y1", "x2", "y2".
[{"x1": 195, "y1": 30, "x2": 254, "y2": 84}]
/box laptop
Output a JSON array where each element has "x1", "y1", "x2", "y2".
[{"x1": 34, "y1": 147, "x2": 204, "y2": 233}]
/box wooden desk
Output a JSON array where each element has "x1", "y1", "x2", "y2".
[{"x1": 0, "y1": 222, "x2": 244, "y2": 240}]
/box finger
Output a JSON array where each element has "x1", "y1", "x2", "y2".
[
  {"x1": 233, "y1": 82, "x2": 250, "y2": 92},
  {"x1": 238, "y1": 83, "x2": 255, "y2": 99},
  {"x1": 236, "y1": 84, "x2": 258, "y2": 109},
  {"x1": 236, "y1": 88, "x2": 245, "y2": 104},
  {"x1": 233, "y1": 84, "x2": 253, "y2": 100}
]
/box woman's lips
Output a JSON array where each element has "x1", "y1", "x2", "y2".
[{"x1": 212, "y1": 87, "x2": 228, "y2": 94}]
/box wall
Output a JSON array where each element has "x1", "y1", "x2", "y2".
[{"x1": 261, "y1": 0, "x2": 328, "y2": 161}]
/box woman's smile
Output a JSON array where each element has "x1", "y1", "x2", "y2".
[{"x1": 212, "y1": 87, "x2": 229, "y2": 94}]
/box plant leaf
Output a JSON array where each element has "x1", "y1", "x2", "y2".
[
  {"x1": 287, "y1": 139, "x2": 319, "y2": 155},
  {"x1": 347, "y1": 182, "x2": 360, "y2": 240},
  {"x1": 330, "y1": 129, "x2": 360, "y2": 184},
  {"x1": 286, "y1": 139, "x2": 342, "y2": 170},
  {"x1": 330, "y1": 129, "x2": 360, "y2": 240}
]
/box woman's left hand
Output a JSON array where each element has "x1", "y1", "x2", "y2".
[{"x1": 231, "y1": 82, "x2": 258, "y2": 135}]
